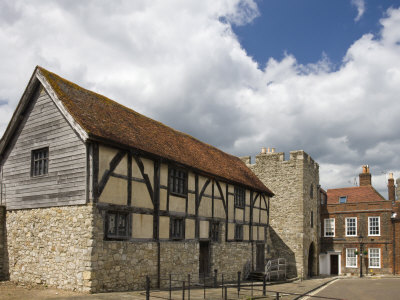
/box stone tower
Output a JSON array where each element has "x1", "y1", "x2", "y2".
[{"x1": 240, "y1": 148, "x2": 320, "y2": 278}]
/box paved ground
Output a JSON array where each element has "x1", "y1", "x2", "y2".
[
  {"x1": 0, "y1": 277, "x2": 336, "y2": 300},
  {"x1": 308, "y1": 277, "x2": 400, "y2": 300}
]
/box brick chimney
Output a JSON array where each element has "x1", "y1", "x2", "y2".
[
  {"x1": 359, "y1": 165, "x2": 371, "y2": 186},
  {"x1": 388, "y1": 173, "x2": 395, "y2": 201}
]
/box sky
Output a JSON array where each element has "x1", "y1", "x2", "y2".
[{"x1": 0, "y1": 0, "x2": 400, "y2": 198}]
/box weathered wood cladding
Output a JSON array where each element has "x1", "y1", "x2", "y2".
[
  {"x1": 96, "y1": 144, "x2": 269, "y2": 242},
  {"x1": 1, "y1": 87, "x2": 87, "y2": 210}
]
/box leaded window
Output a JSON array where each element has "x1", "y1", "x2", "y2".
[
  {"x1": 210, "y1": 222, "x2": 219, "y2": 242},
  {"x1": 234, "y1": 224, "x2": 243, "y2": 241},
  {"x1": 31, "y1": 147, "x2": 49, "y2": 176},
  {"x1": 170, "y1": 217, "x2": 184, "y2": 240},
  {"x1": 234, "y1": 187, "x2": 245, "y2": 208},
  {"x1": 169, "y1": 168, "x2": 187, "y2": 196},
  {"x1": 324, "y1": 218, "x2": 335, "y2": 237},
  {"x1": 346, "y1": 248, "x2": 357, "y2": 268},
  {"x1": 368, "y1": 217, "x2": 380, "y2": 236},
  {"x1": 106, "y1": 212, "x2": 129, "y2": 239},
  {"x1": 346, "y1": 217, "x2": 357, "y2": 236},
  {"x1": 369, "y1": 248, "x2": 381, "y2": 268}
]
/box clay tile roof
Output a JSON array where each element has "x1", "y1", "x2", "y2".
[
  {"x1": 326, "y1": 186, "x2": 386, "y2": 204},
  {"x1": 38, "y1": 67, "x2": 272, "y2": 195}
]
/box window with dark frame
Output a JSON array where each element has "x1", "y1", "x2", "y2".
[
  {"x1": 234, "y1": 224, "x2": 243, "y2": 241},
  {"x1": 210, "y1": 222, "x2": 219, "y2": 242},
  {"x1": 170, "y1": 217, "x2": 184, "y2": 240},
  {"x1": 31, "y1": 147, "x2": 49, "y2": 176},
  {"x1": 339, "y1": 196, "x2": 347, "y2": 204},
  {"x1": 169, "y1": 168, "x2": 187, "y2": 196},
  {"x1": 106, "y1": 212, "x2": 129, "y2": 240},
  {"x1": 234, "y1": 186, "x2": 245, "y2": 208}
]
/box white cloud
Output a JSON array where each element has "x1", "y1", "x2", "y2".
[
  {"x1": 351, "y1": 0, "x2": 365, "y2": 22},
  {"x1": 0, "y1": 1, "x2": 400, "y2": 197}
]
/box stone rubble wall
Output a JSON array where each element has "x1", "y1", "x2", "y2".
[
  {"x1": 0, "y1": 206, "x2": 5, "y2": 280},
  {"x1": 244, "y1": 150, "x2": 319, "y2": 278},
  {"x1": 6, "y1": 204, "x2": 94, "y2": 292}
]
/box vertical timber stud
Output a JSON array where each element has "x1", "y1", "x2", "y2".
[
  {"x1": 250, "y1": 191, "x2": 254, "y2": 272},
  {"x1": 127, "y1": 152, "x2": 132, "y2": 206},
  {"x1": 154, "y1": 160, "x2": 161, "y2": 288},
  {"x1": 195, "y1": 174, "x2": 199, "y2": 239},
  {"x1": 225, "y1": 184, "x2": 229, "y2": 242},
  {"x1": 212, "y1": 180, "x2": 214, "y2": 218},
  {"x1": 92, "y1": 142, "x2": 99, "y2": 202}
]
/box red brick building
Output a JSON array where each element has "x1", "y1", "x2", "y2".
[{"x1": 319, "y1": 166, "x2": 396, "y2": 276}]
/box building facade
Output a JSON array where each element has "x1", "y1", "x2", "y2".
[
  {"x1": 0, "y1": 67, "x2": 273, "y2": 292},
  {"x1": 320, "y1": 166, "x2": 395, "y2": 276},
  {"x1": 241, "y1": 148, "x2": 320, "y2": 279}
]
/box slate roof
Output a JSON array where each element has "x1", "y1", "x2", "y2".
[
  {"x1": 327, "y1": 186, "x2": 386, "y2": 204},
  {"x1": 38, "y1": 67, "x2": 272, "y2": 195}
]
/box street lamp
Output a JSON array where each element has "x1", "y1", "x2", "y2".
[{"x1": 358, "y1": 234, "x2": 364, "y2": 278}]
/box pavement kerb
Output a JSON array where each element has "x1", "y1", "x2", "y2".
[{"x1": 292, "y1": 277, "x2": 339, "y2": 300}]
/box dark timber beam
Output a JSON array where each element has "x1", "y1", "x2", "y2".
[
  {"x1": 133, "y1": 153, "x2": 154, "y2": 204},
  {"x1": 97, "y1": 150, "x2": 126, "y2": 197}
]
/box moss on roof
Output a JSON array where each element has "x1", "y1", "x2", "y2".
[{"x1": 38, "y1": 66, "x2": 272, "y2": 195}]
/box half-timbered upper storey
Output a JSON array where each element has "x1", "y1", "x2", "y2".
[{"x1": 0, "y1": 66, "x2": 273, "y2": 243}]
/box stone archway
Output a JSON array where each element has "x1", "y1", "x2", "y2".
[{"x1": 308, "y1": 242, "x2": 315, "y2": 277}]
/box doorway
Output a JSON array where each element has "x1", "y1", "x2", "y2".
[
  {"x1": 256, "y1": 243, "x2": 265, "y2": 271},
  {"x1": 330, "y1": 254, "x2": 339, "y2": 275},
  {"x1": 199, "y1": 241, "x2": 210, "y2": 277},
  {"x1": 308, "y1": 243, "x2": 315, "y2": 277}
]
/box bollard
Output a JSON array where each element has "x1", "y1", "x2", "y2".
[
  {"x1": 146, "y1": 276, "x2": 150, "y2": 300},
  {"x1": 203, "y1": 272, "x2": 206, "y2": 299},
  {"x1": 221, "y1": 274, "x2": 224, "y2": 299},
  {"x1": 188, "y1": 274, "x2": 191, "y2": 300},
  {"x1": 182, "y1": 281, "x2": 185, "y2": 300},
  {"x1": 237, "y1": 271, "x2": 241, "y2": 298},
  {"x1": 224, "y1": 286, "x2": 228, "y2": 300},
  {"x1": 276, "y1": 291, "x2": 280, "y2": 300},
  {"x1": 169, "y1": 274, "x2": 172, "y2": 300},
  {"x1": 263, "y1": 274, "x2": 266, "y2": 296},
  {"x1": 214, "y1": 269, "x2": 218, "y2": 288},
  {"x1": 251, "y1": 278, "x2": 253, "y2": 298}
]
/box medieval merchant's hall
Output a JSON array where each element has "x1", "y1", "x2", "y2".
[{"x1": 0, "y1": 67, "x2": 273, "y2": 292}]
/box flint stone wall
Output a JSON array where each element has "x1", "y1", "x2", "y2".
[{"x1": 6, "y1": 204, "x2": 94, "y2": 291}]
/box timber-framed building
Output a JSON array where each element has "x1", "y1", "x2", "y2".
[{"x1": 0, "y1": 67, "x2": 273, "y2": 292}]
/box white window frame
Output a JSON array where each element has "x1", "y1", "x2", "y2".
[
  {"x1": 346, "y1": 248, "x2": 358, "y2": 268},
  {"x1": 368, "y1": 248, "x2": 381, "y2": 268},
  {"x1": 368, "y1": 216, "x2": 380, "y2": 236},
  {"x1": 339, "y1": 196, "x2": 347, "y2": 203},
  {"x1": 345, "y1": 217, "x2": 357, "y2": 237},
  {"x1": 324, "y1": 218, "x2": 335, "y2": 237}
]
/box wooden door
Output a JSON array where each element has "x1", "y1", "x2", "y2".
[
  {"x1": 330, "y1": 255, "x2": 338, "y2": 275},
  {"x1": 199, "y1": 242, "x2": 210, "y2": 276},
  {"x1": 256, "y1": 243, "x2": 265, "y2": 271}
]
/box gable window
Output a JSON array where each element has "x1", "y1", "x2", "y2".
[
  {"x1": 170, "y1": 217, "x2": 184, "y2": 240},
  {"x1": 169, "y1": 168, "x2": 187, "y2": 196},
  {"x1": 346, "y1": 217, "x2": 357, "y2": 236},
  {"x1": 31, "y1": 147, "x2": 49, "y2": 176},
  {"x1": 339, "y1": 196, "x2": 347, "y2": 204},
  {"x1": 368, "y1": 248, "x2": 381, "y2": 268},
  {"x1": 346, "y1": 248, "x2": 357, "y2": 268},
  {"x1": 368, "y1": 217, "x2": 380, "y2": 236},
  {"x1": 324, "y1": 218, "x2": 335, "y2": 237},
  {"x1": 210, "y1": 221, "x2": 219, "y2": 242},
  {"x1": 234, "y1": 187, "x2": 245, "y2": 208},
  {"x1": 106, "y1": 211, "x2": 129, "y2": 240},
  {"x1": 234, "y1": 224, "x2": 243, "y2": 241}
]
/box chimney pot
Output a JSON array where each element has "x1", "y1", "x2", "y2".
[
  {"x1": 271, "y1": 148, "x2": 276, "y2": 153},
  {"x1": 359, "y1": 165, "x2": 372, "y2": 186},
  {"x1": 261, "y1": 147, "x2": 267, "y2": 154}
]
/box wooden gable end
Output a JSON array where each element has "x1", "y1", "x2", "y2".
[{"x1": 0, "y1": 83, "x2": 87, "y2": 210}]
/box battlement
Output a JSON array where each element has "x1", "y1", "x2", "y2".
[{"x1": 240, "y1": 148, "x2": 319, "y2": 170}]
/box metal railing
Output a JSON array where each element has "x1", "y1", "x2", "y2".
[{"x1": 265, "y1": 258, "x2": 287, "y2": 281}]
